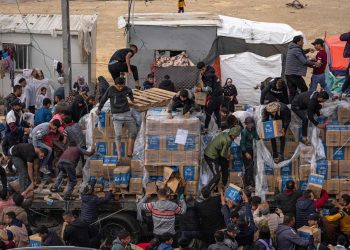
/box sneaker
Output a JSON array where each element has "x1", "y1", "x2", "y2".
[
  {"x1": 50, "y1": 187, "x2": 63, "y2": 193},
  {"x1": 40, "y1": 166, "x2": 51, "y2": 175}
]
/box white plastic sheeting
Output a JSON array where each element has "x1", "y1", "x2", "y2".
[
  {"x1": 218, "y1": 15, "x2": 304, "y2": 44},
  {"x1": 220, "y1": 53, "x2": 283, "y2": 105}
]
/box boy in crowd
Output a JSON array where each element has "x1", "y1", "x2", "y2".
[
  {"x1": 143, "y1": 73, "x2": 155, "y2": 90},
  {"x1": 34, "y1": 98, "x2": 53, "y2": 126},
  {"x1": 36, "y1": 87, "x2": 47, "y2": 109},
  {"x1": 167, "y1": 89, "x2": 195, "y2": 119},
  {"x1": 159, "y1": 75, "x2": 175, "y2": 92},
  {"x1": 98, "y1": 77, "x2": 137, "y2": 161},
  {"x1": 240, "y1": 117, "x2": 260, "y2": 190}
]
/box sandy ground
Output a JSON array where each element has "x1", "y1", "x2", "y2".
[{"x1": 0, "y1": 0, "x2": 349, "y2": 81}]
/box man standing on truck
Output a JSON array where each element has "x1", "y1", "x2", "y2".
[
  {"x1": 108, "y1": 44, "x2": 140, "y2": 89},
  {"x1": 139, "y1": 188, "x2": 187, "y2": 239}
]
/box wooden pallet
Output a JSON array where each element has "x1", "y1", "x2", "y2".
[
  {"x1": 129, "y1": 88, "x2": 175, "y2": 112},
  {"x1": 34, "y1": 178, "x2": 83, "y2": 200}
]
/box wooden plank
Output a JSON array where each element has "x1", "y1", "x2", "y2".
[
  {"x1": 145, "y1": 89, "x2": 174, "y2": 99},
  {"x1": 133, "y1": 90, "x2": 166, "y2": 101},
  {"x1": 149, "y1": 88, "x2": 176, "y2": 97},
  {"x1": 132, "y1": 92, "x2": 160, "y2": 103}
]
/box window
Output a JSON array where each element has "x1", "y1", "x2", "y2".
[{"x1": 2, "y1": 43, "x2": 29, "y2": 71}]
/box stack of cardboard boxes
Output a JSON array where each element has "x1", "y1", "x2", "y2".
[{"x1": 144, "y1": 110, "x2": 201, "y2": 196}]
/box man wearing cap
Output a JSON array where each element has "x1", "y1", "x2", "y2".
[
  {"x1": 203, "y1": 125, "x2": 242, "y2": 194},
  {"x1": 309, "y1": 38, "x2": 334, "y2": 98},
  {"x1": 262, "y1": 102, "x2": 291, "y2": 163}
]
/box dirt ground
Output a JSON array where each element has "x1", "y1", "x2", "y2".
[{"x1": 1, "y1": 0, "x2": 349, "y2": 80}]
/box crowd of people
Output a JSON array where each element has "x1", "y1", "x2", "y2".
[{"x1": 0, "y1": 26, "x2": 348, "y2": 250}]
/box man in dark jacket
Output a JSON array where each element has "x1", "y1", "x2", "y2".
[
  {"x1": 340, "y1": 31, "x2": 350, "y2": 59},
  {"x1": 295, "y1": 190, "x2": 316, "y2": 229},
  {"x1": 80, "y1": 179, "x2": 114, "y2": 224},
  {"x1": 197, "y1": 189, "x2": 225, "y2": 245},
  {"x1": 207, "y1": 230, "x2": 231, "y2": 250},
  {"x1": 167, "y1": 89, "x2": 195, "y2": 119},
  {"x1": 37, "y1": 225, "x2": 64, "y2": 246},
  {"x1": 260, "y1": 77, "x2": 289, "y2": 105},
  {"x1": 291, "y1": 91, "x2": 329, "y2": 145},
  {"x1": 108, "y1": 44, "x2": 140, "y2": 88},
  {"x1": 98, "y1": 77, "x2": 137, "y2": 160},
  {"x1": 179, "y1": 195, "x2": 200, "y2": 242},
  {"x1": 197, "y1": 62, "x2": 224, "y2": 132},
  {"x1": 159, "y1": 75, "x2": 176, "y2": 92},
  {"x1": 285, "y1": 35, "x2": 318, "y2": 102},
  {"x1": 63, "y1": 211, "x2": 94, "y2": 247},
  {"x1": 97, "y1": 76, "x2": 110, "y2": 101},
  {"x1": 69, "y1": 95, "x2": 88, "y2": 123},
  {"x1": 5, "y1": 85, "x2": 23, "y2": 113},
  {"x1": 275, "y1": 180, "x2": 301, "y2": 217},
  {"x1": 262, "y1": 102, "x2": 291, "y2": 162},
  {"x1": 276, "y1": 215, "x2": 312, "y2": 250}
]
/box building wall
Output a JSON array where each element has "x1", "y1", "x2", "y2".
[{"x1": 128, "y1": 25, "x2": 217, "y2": 85}]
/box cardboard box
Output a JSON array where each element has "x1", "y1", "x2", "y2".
[
  {"x1": 300, "y1": 146, "x2": 314, "y2": 165},
  {"x1": 316, "y1": 160, "x2": 331, "y2": 179},
  {"x1": 146, "y1": 182, "x2": 158, "y2": 195},
  {"x1": 285, "y1": 142, "x2": 299, "y2": 158},
  {"x1": 184, "y1": 135, "x2": 200, "y2": 151},
  {"x1": 113, "y1": 166, "x2": 131, "y2": 188},
  {"x1": 145, "y1": 150, "x2": 159, "y2": 165},
  {"x1": 340, "y1": 130, "x2": 350, "y2": 146},
  {"x1": 166, "y1": 136, "x2": 178, "y2": 151},
  {"x1": 89, "y1": 155, "x2": 104, "y2": 177},
  {"x1": 259, "y1": 120, "x2": 283, "y2": 139},
  {"x1": 276, "y1": 176, "x2": 299, "y2": 192},
  {"x1": 327, "y1": 146, "x2": 346, "y2": 160},
  {"x1": 231, "y1": 159, "x2": 244, "y2": 172},
  {"x1": 230, "y1": 143, "x2": 242, "y2": 159},
  {"x1": 225, "y1": 183, "x2": 242, "y2": 205},
  {"x1": 129, "y1": 178, "x2": 143, "y2": 194},
  {"x1": 319, "y1": 129, "x2": 326, "y2": 142},
  {"x1": 145, "y1": 166, "x2": 158, "y2": 176},
  {"x1": 299, "y1": 165, "x2": 311, "y2": 181},
  {"x1": 9, "y1": 179, "x2": 19, "y2": 192},
  {"x1": 326, "y1": 127, "x2": 341, "y2": 146},
  {"x1": 146, "y1": 135, "x2": 161, "y2": 150},
  {"x1": 339, "y1": 161, "x2": 350, "y2": 178},
  {"x1": 163, "y1": 167, "x2": 174, "y2": 183},
  {"x1": 297, "y1": 226, "x2": 321, "y2": 243},
  {"x1": 229, "y1": 172, "x2": 244, "y2": 188},
  {"x1": 184, "y1": 181, "x2": 198, "y2": 195},
  {"x1": 166, "y1": 177, "x2": 180, "y2": 193},
  {"x1": 93, "y1": 128, "x2": 106, "y2": 141},
  {"x1": 29, "y1": 233, "x2": 42, "y2": 247},
  {"x1": 131, "y1": 160, "x2": 144, "y2": 177},
  {"x1": 109, "y1": 142, "x2": 126, "y2": 158},
  {"x1": 326, "y1": 179, "x2": 340, "y2": 195},
  {"x1": 194, "y1": 92, "x2": 207, "y2": 106},
  {"x1": 337, "y1": 107, "x2": 350, "y2": 124},
  {"x1": 275, "y1": 160, "x2": 298, "y2": 177},
  {"x1": 266, "y1": 175, "x2": 275, "y2": 192},
  {"x1": 159, "y1": 150, "x2": 172, "y2": 165},
  {"x1": 180, "y1": 165, "x2": 199, "y2": 181},
  {"x1": 299, "y1": 180, "x2": 308, "y2": 192},
  {"x1": 102, "y1": 157, "x2": 118, "y2": 179},
  {"x1": 263, "y1": 141, "x2": 273, "y2": 152},
  {"x1": 95, "y1": 142, "x2": 109, "y2": 155},
  {"x1": 264, "y1": 163, "x2": 274, "y2": 176},
  {"x1": 105, "y1": 127, "x2": 116, "y2": 140},
  {"x1": 307, "y1": 174, "x2": 324, "y2": 198},
  {"x1": 98, "y1": 111, "x2": 109, "y2": 128},
  {"x1": 339, "y1": 179, "x2": 350, "y2": 193},
  {"x1": 331, "y1": 160, "x2": 339, "y2": 177},
  {"x1": 145, "y1": 119, "x2": 160, "y2": 135},
  {"x1": 172, "y1": 151, "x2": 186, "y2": 165}
]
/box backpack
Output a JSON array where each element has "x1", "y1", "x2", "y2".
[{"x1": 258, "y1": 239, "x2": 275, "y2": 250}]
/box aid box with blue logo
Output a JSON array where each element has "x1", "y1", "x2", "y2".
[
  {"x1": 231, "y1": 159, "x2": 244, "y2": 172},
  {"x1": 307, "y1": 173, "x2": 324, "y2": 198},
  {"x1": 316, "y1": 160, "x2": 331, "y2": 179},
  {"x1": 230, "y1": 143, "x2": 242, "y2": 159},
  {"x1": 29, "y1": 234, "x2": 42, "y2": 247},
  {"x1": 180, "y1": 165, "x2": 199, "y2": 181},
  {"x1": 259, "y1": 120, "x2": 283, "y2": 139},
  {"x1": 225, "y1": 184, "x2": 242, "y2": 205},
  {"x1": 96, "y1": 142, "x2": 108, "y2": 155},
  {"x1": 147, "y1": 135, "x2": 160, "y2": 150},
  {"x1": 297, "y1": 226, "x2": 321, "y2": 243}
]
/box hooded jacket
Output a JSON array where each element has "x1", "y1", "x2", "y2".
[
  {"x1": 98, "y1": 76, "x2": 110, "y2": 101},
  {"x1": 275, "y1": 189, "x2": 302, "y2": 216},
  {"x1": 291, "y1": 91, "x2": 322, "y2": 126},
  {"x1": 260, "y1": 79, "x2": 289, "y2": 105},
  {"x1": 80, "y1": 191, "x2": 113, "y2": 224},
  {"x1": 204, "y1": 132, "x2": 232, "y2": 159},
  {"x1": 295, "y1": 197, "x2": 316, "y2": 229},
  {"x1": 98, "y1": 85, "x2": 134, "y2": 114},
  {"x1": 201, "y1": 66, "x2": 223, "y2": 97},
  {"x1": 285, "y1": 42, "x2": 309, "y2": 76},
  {"x1": 157, "y1": 242, "x2": 174, "y2": 250},
  {"x1": 179, "y1": 200, "x2": 200, "y2": 232},
  {"x1": 276, "y1": 224, "x2": 310, "y2": 250},
  {"x1": 69, "y1": 95, "x2": 88, "y2": 123},
  {"x1": 111, "y1": 238, "x2": 132, "y2": 250},
  {"x1": 167, "y1": 89, "x2": 195, "y2": 115},
  {"x1": 63, "y1": 219, "x2": 91, "y2": 247},
  {"x1": 340, "y1": 32, "x2": 350, "y2": 58},
  {"x1": 159, "y1": 79, "x2": 176, "y2": 92}
]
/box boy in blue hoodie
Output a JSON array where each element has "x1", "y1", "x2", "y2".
[
  {"x1": 157, "y1": 233, "x2": 174, "y2": 250},
  {"x1": 34, "y1": 98, "x2": 52, "y2": 126}
]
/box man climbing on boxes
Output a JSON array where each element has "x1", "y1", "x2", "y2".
[
  {"x1": 97, "y1": 77, "x2": 137, "y2": 162},
  {"x1": 202, "y1": 125, "x2": 242, "y2": 195},
  {"x1": 167, "y1": 89, "x2": 195, "y2": 119},
  {"x1": 291, "y1": 90, "x2": 329, "y2": 145},
  {"x1": 262, "y1": 102, "x2": 291, "y2": 163}
]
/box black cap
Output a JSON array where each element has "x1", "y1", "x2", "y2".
[
  {"x1": 311, "y1": 38, "x2": 324, "y2": 46},
  {"x1": 11, "y1": 99, "x2": 22, "y2": 107},
  {"x1": 308, "y1": 213, "x2": 319, "y2": 221}
]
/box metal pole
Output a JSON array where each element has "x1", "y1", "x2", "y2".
[{"x1": 61, "y1": 0, "x2": 72, "y2": 99}]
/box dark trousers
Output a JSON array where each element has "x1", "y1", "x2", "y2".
[
  {"x1": 11, "y1": 156, "x2": 29, "y2": 193},
  {"x1": 223, "y1": 96, "x2": 235, "y2": 112},
  {"x1": 205, "y1": 96, "x2": 223, "y2": 129},
  {"x1": 0, "y1": 166, "x2": 7, "y2": 191},
  {"x1": 242, "y1": 149, "x2": 254, "y2": 187},
  {"x1": 108, "y1": 62, "x2": 139, "y2": 81},
  {"x1": 271, "y1": 136, "x2": 286, "y2": 159},
  {"x1": 286, "y1": 74, "x2": 308, "y2": 103},
  {"x1": 178, "y1": 7, "x2": 184, "y2": 13},
  {"x1": 53, "y1": 161, "x2": 77, "y2": 198},
  {"x1": 291, "y1": 107, "x2": 308, "y2": 137},
  {"x1": 203, "y1": 155, "x2": 228, "y2": 192}
]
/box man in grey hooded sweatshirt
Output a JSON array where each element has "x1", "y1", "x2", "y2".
[
  {"x1": 276, "y1": 215, "x2": 312, "y2": 250},
  {"x1": 285, "y1": 35, "x2": 319, "y2": 102}
]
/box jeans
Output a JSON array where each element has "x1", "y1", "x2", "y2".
[
  {"x1": 309, "y1": 73, "x2": 333, "y2": 96},
  {"x1": 203, "y1": 155, "x2": 228, "y2": 192},
  {"x1": 33, "y1": 140, "x2": 52, "y2": 170},
  {"x1": 108, "y1": 61, "x2": 139, "y2": 81},
  {"x1": 53, "y1": 161, "x2": 77, "y2": 198},
  {"x1": 112, "y1": 112, "x2": 137, "y2": 143},
  {"x1": 205, "y1": 96, "x2": 223, "y2": 129},
  {"x1": 11, "y1": 156, "x2": 29, "y2": 193},
  {"x1": 242, "y1": 149, "x2": 254, "y2": 187},
  {"x1": 286, "y1": 75, "x2": 308, "y2": 103}
]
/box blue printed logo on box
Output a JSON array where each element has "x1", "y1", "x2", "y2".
[
  {"x1": 232, "y1": 159, "x2": 243, "y2": 172},
  {"x1": 332, "y1": 147, "x2": 345, "y2": 160},
  {"x1": 166, "y1": 136, "x2": 178, "y2": 151},
  {"x1": 184, "y1": 135, "x2": 197, "y2": 151},
  {"x1": 112, "y1": 142, "x2": 126, "y2": 157},
  {"x1": 98, "y1": 111, "x2": 107, "y2": 128},
  {"x1": 148, "y1": 135, "x2": 160, "y2": 150},
  {"x1": 30, "y1": 240, "x2": 42, "y2": 247},
  {"x1": 230, "y1": 143, "x2": 242, "y2": 159},
  {"x1": 298, "y1": 231, "x2": 312, "y2": 240},
  {"x1": 120, "y1": 173, "x2": 130, "y2": 185},
  {"x1": 264, "y1": 163, "x2": 274, "y2": 176},
  {"x1": 96, "y1": 142, "x2": 108, "y2": 155},
  {"x1": 183, "y1": 166, "x2": 195, "y2": 181},
  {"x1": 308, "y1": 175, "x2": 324, "y2": 186},
  {"x1": 225, "y1": 185, "x2": 242, "y2": 204},
  {"x1": 299, "y1": 181, "x2": 308, "y2": 192},
  {"x1": 316, "y1": 160, "x2": 329, "y2": 179},
  {"x1": 113, "y1": 173, "x2": 120, "y2": 184},
  {"x1": 280, "y1": 163, "x2": 293, "y2": 176},
  {"x1": 262, "y1": 121, "x2": 275, "y2": 139}
]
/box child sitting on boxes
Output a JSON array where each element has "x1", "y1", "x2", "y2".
[
  {"x1": 240, "y1": 117, "x2": 260, "y2": 190},
  {"x1": 167, "y1": 89, "x2": 195, "y2": 119},
  {"x1": 97, "y1": 77, "x2": 137, "y2": 162}
]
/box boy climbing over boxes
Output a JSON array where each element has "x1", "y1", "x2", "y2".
[
  {"x1": 167, "y1": 89, "x2": 195, "y2": 119},
  {"x1": 97, "y1": 77, "x2": 137, "y2": 162},
  {"x1": 202, "y1": 125, "x2": 242, "y2": 195},
  {"x1": 240, "y1": 117, "x2": 260, "y2": 190}
]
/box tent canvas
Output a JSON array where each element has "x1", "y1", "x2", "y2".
[
  {"x1": 220, "y1": 53, "x2": 282, "y2": 105},
  {"x1": 325, "y1": 35, "x2": 350, "y2": 74}
]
